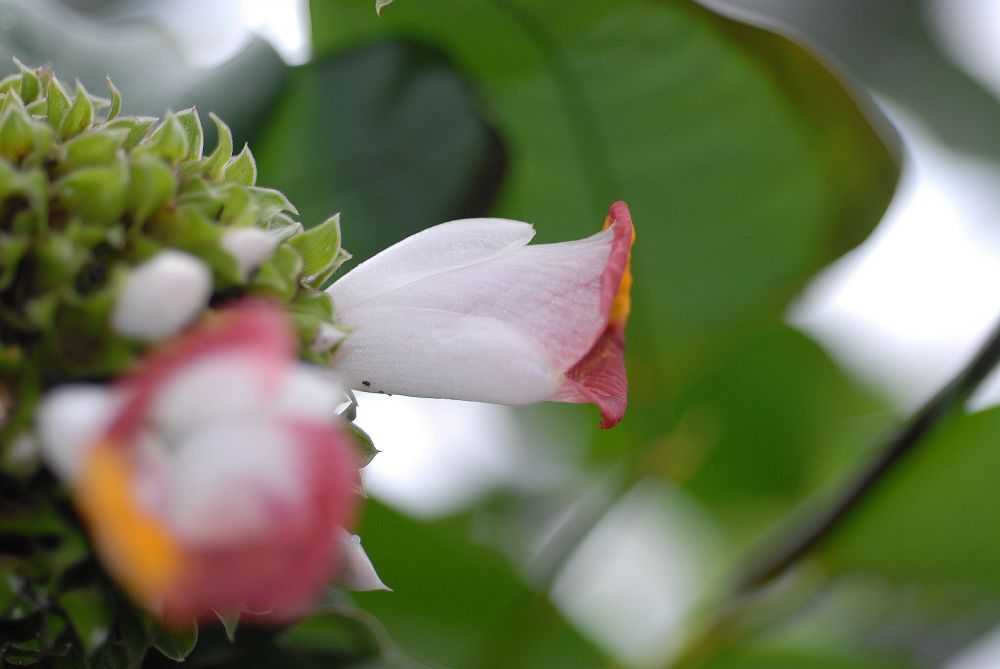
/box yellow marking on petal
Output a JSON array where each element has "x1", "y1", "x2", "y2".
[
  {"x1": 78, "y1": 442, "x2": 181, "y2": 607},
  {"x1": 604, "y1": 215, "x2": 636, "y2": 328}
]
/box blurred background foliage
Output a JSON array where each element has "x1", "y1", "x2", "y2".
[{"x1": 8, "y1": 0, "x2": 1000, "y2": 667}]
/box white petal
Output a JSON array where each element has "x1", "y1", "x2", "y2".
[
  {"x1": 150, "y1": 352, "x2": 270, "y2": 441},
  {"x1": 273, "y1": 363, "x2": 344, "y2": 422},
  {"x1": 329, "y1": 224, "x2": 616, "y2": 404},
  {"x1": 221, "y1": 228, "x2": 280, "y2": 277},
  {"x1": 170, "y1": 420, "x2": 303, "y2": 544},
  {"x1": 331, "y1": 305, "x2": 563, "y2": 404},
  {"x1": 362, "y1": 233, "x2": 615, "y2": 370},
  {"x1": 36, "y1": 385, "x2": 117, "y2": 482},
  {"x1": 328, "y1": 218, "x2": 535, "y2": 311},
  {"x1": 112, "y1": 251, "x2": 212, "y2": 341},
  {"x1": 335, "y1": 529, "x2": 389, "y2": 591}
]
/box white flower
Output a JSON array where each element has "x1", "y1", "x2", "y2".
[{"x1": 327, "y1": 201, "x2": 635, "y2": 428}]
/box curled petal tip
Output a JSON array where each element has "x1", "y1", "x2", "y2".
[
  {"x1": 556, "y1": 201, "x2": 634, "y2": 428},
  {"x1": 336, "y1": 529, "x2": 390, "y2": 592}
]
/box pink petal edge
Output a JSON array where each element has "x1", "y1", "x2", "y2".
[{"x1": 553, "y1": 201, "x2": 633, "y2": 428}]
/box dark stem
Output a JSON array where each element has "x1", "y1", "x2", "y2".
[{"x1": 735, "y1": 314, "x2": 1000, "y2": 595}]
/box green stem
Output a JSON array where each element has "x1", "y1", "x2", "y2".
[{"x1": 734, "y1": 315, "x2": 1000, "y2": 595}]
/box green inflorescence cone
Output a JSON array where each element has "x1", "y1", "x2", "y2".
[{"x1": 0, "y1": 61, "x2": 351, "y2": 665}]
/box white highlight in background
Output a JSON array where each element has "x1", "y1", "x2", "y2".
[
  {"x1": 947, "y1": 624, "x2": 1000, "y2": 669},
  {"x1": 353, "y1": 393, "x2": 564, "y2": 518},
  {"x1": 792, "y1": 104, "x2": 1000, "y2": 411},
  {"x1": 112, "y1": 0, "x2": 311, "y2": 66},
  {"x1": 243, "y1": 0, "x2": 311, "y2": 65},
  {"x1": 551, "y1": 480, "x2": 722, "y2": 668},
  {"x1": 927, "y1": 0, "x2": 1000, "y2": 104}
]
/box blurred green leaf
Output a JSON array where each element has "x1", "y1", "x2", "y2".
[
  {"x1": 143, "y1": 607, "x2": 424, "y2": 669},
  {"x1": 248, "y1": 243, "x2": 303, "y2": 301},
  {"x1": 59, "y1": 128, "x2": 128, "y2": 173},
  {"x1": 280, "y1": 607, "x2": 387, "y2": 658},
  {"x1": 58, "y1": 587, "x2": 112, "y2": 656},
  {"x1": 142, "y1": 114, "x2": 189, "y2": 165},
  {"x1": 153, "y1": 620, "x2": 198, "y2": 662},
  {"x1": 127, "y1": 155, "x2": 178, "y2": 226},
  {"x1": 699, "y1": 644, "x2": 917, "y2": 669},
  {"x1": 673, "y1": 325, "x2": 889, "y2": 537},
  {"x1": 254, "y1": 39, "x2": 506, "y2": 263},
  {"x1": 353, "y1": 500, "x2": 606, "y2": 669},
  {"x1": 54, "y1": 158, "x2": 129, "y2": 225},
  {"x1": 109, "y1": 605, "x2": 155, "y2": 669}
]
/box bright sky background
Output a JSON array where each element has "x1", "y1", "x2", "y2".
[{"x1": 112, "y1": 0, "x2": 311, "y2": 67}]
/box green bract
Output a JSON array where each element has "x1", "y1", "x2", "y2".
[{"x1": 0, "y1": 62, "x2": 351, "y2": 664}]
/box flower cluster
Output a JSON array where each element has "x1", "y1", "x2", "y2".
[{"x1": 0, "y1": 61, "x2": 634, "y2": 659}]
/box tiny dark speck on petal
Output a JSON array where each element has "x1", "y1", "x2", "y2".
[{"x1": 362, "y1": 381, "x2": 371, "y2": 387}]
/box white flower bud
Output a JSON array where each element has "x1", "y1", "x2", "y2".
[
  {"x1": 221, "y1": 228, "x2": 280, "y2": 277},
  {"x1": 112, "y1": 250, "x2": 212, "y2": 341}
]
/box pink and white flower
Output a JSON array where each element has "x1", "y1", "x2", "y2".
[
  {"x1": 37, "y1": 301, "x2": 359, "y2": 624},
  {"x1": 327, "y1": 201, "x2": 635, "y2": 428}
]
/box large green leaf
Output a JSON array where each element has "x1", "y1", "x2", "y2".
[
  {"x1": 254, "y1": 39, "x2": 506, "y2": 265},
  {"x1": 308, "y1": 0, "x2": 898, "y2": 420},
  {"x1": 671, "y1": 325, "x2": 889, "y2": 540}
]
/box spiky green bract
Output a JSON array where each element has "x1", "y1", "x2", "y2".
[{"x1": 0, "y1": 62, "x2": 350, "y2": 665}]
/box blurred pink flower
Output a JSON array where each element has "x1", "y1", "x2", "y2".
[
  {"x1": 327, "y1": 201, "x2": 635, "y2": 428},
  {"x1": 38, "y1": 301, "x2": 358, "y2": 624}
]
